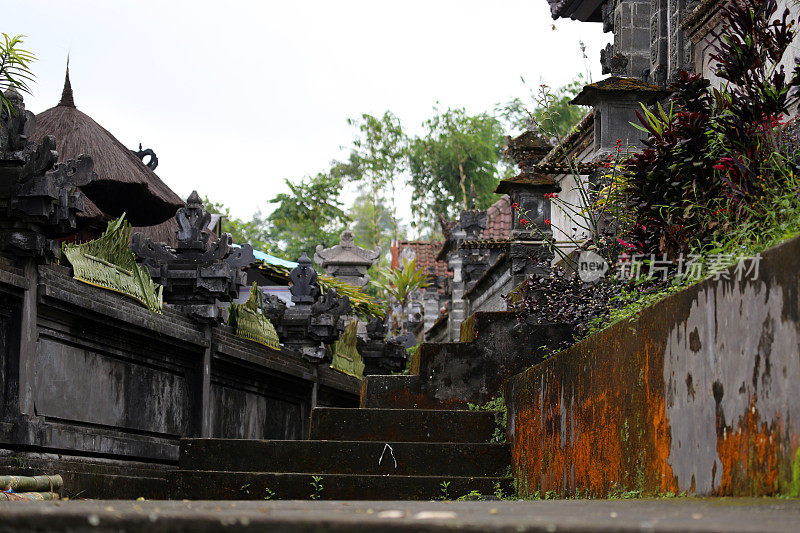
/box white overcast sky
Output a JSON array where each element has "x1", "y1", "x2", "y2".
[{"x1": 8, "y1": 0, "x2": 609, "y2": 224}]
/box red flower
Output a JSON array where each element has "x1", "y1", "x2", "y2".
[
  {"x1": 511, "y1": 202, "x2": 520, "y2": 210},
  {"x1": 519, "y1": 218, "x2": 529, "y2": 226},
  {"x1": 544, "y1": 218, "x2": 551, "y2": 226},
  {"x1": 552, "y1": 193, "x2": 558, "y2": 199}
]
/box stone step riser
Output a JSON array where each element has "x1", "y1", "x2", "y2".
[
  {"x1": 180, "y1": 439, "x2": 510, "y2": 478},
  {"x1": 169, "y1": 471, "x2": 514, "y2": 501},
  {"x1": 359, "y1": 375, "x2": 473, "y2": 410},
  {"x1": 310, "y1": 407, "x2": 502, "y2": 443}
]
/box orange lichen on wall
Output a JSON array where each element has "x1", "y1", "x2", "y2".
[
  {"x1": 508, "y1": 322, "x2": 679, "y2": 497},
  {"x1": 715, "y1": 399, "x2": 788, "y2": 495}
]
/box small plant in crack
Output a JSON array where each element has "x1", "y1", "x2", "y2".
[
  {"x1": 310, "y1": 476, "x2": 323, "y2": 500},
  {"x1": 438, "y1": 481, "x2": 451, "y2": 500},
  {"x1": 264, "y1": 488, "x2": 276, "y2": 500}
]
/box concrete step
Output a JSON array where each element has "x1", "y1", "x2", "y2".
[
  {"x1": 360, "y1": 375, "x2": 473, "y2": 410},
  {"x1": 310, "y1": 407, "x2": 502, "y2": 443},
  {"x1": 169, "y1": 470, "x2": 513, "y2": 500},
  {"x1": 179, "y1": 439, "x2": 510, "y2": 477}
]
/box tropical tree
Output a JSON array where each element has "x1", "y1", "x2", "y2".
[
  {"x1": 340, "y1": 111, "x2": 406, "y2": 249},
  {"x1": 0, "y1": 34, "x2": 36, "y2": 116},
  {"x1": 347, "y1": 193, "x2": 395, "y2": 252},
  {"x1": 497, "y1": 75, "x2": 588, "y2": 138},
  {"x1": 203, "y1": 197, "x2": 273, "y2": 253},
  {"x1": 407, "y1": 107, "x2": 508, "y2": 230},
  {"x1": 372, "y1": 258, "x2": 431, "y2": 334},
  {"x1": 266, "y1": 172, "x2": 350, "y2": 261}
]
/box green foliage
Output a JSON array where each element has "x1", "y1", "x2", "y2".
[
  {"x1": 342, "y1": 111, "x2": 406, "y2": 250},
  {"x1": 623, "y1": 0, "x2": 800, "y2": 257},
  {"x1": 372, "y1": 259, "x2": 431, "y2": 333},
  {"x1": 203, "y1": 197, "x2": 273, "y2": 254},
  {"x1": 408, "y1": 107, "x2": 509, "y2": 230},
  {"x1": 266, "y1": 172, "x2": 350, "y2": 261},
  {"x1": 309, "y1": 476, "x2": 323, "y2": 500},
  {"x1": 227, "y1": 282, "x2": 281, "y2": 350},
  {"x1": 330, "y1": 321, "x2": 365, "y2": 380},
  {"x1": 347, "y1": 193, "x2": 395, "y2": 252},
  {"x1": 62, "y1": 214, "x2": 163, "y2": 313},
  {"x1": 438, "y1": 481, "x2": 451, "y2": 500},
  {"x1": 263, "y1": 488, "x2": 275, "y2": 500},
  {"x1": 256, "y1": 262, "x2": 384, "y2": 319},
  {"x1": 456, "y1": 490, "x2": 484, "y2": 501},
  {"x1": 497, "y1": 75, "x2": 587, "y2": 138},
  {"x1": 467, "y1": 396, "x2": 507, "y2": 443},
  {"x1": 0, "y1": 34, "x2": 36, "y2": 117}
]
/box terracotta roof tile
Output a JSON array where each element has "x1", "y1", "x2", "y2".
[
  {"x1": 391, "y1": 241, "x2": 450, "y2": 279},
  {"x1": 481, "y1": 195, "x2": 513, "y2": 240}
]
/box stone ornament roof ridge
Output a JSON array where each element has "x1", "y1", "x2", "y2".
[
  {"x1": 314, "y1": 229, "x2": 380, "y2": 267},
  {"x1": 681, "y1": 0, "x2": 726, "y2": 33},
  {"x1": 570, "y1": 76, "x2": 671, "y2": 106}
]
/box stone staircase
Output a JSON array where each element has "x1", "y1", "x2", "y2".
[
  {"x1": 169, "y1": 311, "x2": 570, "y2": 500},
  {"x1": 169, "y1": 407, "x2": 511, "y2": 500}
]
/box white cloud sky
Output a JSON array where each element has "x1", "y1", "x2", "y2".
[{"x1": 8, "y1": 0, "x2": 609, "y2": 227}]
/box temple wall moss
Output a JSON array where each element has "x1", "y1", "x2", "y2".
[{"x1": 505, "y1": 235, "x2": 800, "y2": 497}]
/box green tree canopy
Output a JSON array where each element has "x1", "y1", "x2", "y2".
[
  {"x1": 339, "y1": 111, "x2": 406, "y2": 249},
  {"x1": 0, "y1": 34, "x2": 36, "y2": 116},
  {"x1": 407, "y1": 107, "x2": 509, "y2": 230},
  {"x1": 203, "y1": 197, "x2": 272, "y2": 253},
  {"x1": 497, "y1": 75, "x2": 588, "y2": 139},
  {"x1": 347, "y1": 193, "x2": 395, "y2": 252},
  {"x1": 265, "y1": 172, "x2": 350, "y2": 262}
]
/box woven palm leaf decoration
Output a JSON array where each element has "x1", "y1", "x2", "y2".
[
  {"x1": 228, "y1": 282, "x2": 281, "y2": 350},
  {"x1": 62, "y1": 214, "x2": 163, "y2": 313},
  {"x1": 330, "y1": 321, "x2": 365, "y2": 380}
]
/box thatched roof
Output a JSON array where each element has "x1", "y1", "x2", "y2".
[
  {"x1": 29, "y1": 69, "x2": 183, "y2": 227},
  {"x1": 132, "y1": 218, "x2": 179, "y2": 247}
]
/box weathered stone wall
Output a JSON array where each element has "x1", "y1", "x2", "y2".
[
  {"x1": 0, "y1": 262, "x2": 359, "y2": 497},
  {"x1": 506, "y1": 236, "x2": 800, "y2": 497},
  {"x1": 465, "y1": 259, "x2": 513, "y2": 314}
]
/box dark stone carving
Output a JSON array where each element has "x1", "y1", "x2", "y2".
[
  {"x1": 509, "y1": 243, "x2": 555, "y2": 279},
  {"x1": 289, "y1": 253, "x2": 319, "y2": 304},
  {"x1": 132, "y1": 143, "x2": 158, "y2": 170},
  {"x1": 459, "y1": 210, "x2": 487, "y2": 240},
  {"x1": 365, "y1": 317, "x2": 387, "y2": 340},
  {"x1": 132, "y1": 190, "x2": 256, "y2": 323},
  {"x1": 601, "y1": 49, "x2": 630, "y2": 76},
  {"x1": 314, "y1": 230, "x2": 380, "y2": 287},
  {"x1": 0, "y1": 90, "x2": 87, "y2": 260},
  {"x1": 602, "y1": 0, "x2": 616, "y2": 32},
  {"x1": 272, "y1": 254, "x2": 351, "y2": 362},
  {"x1": 461, "y1": 248, "x2": 491, "y2": 286},
  {"x1": 357, "y1": 316, "x2": 408, "y2": 375},
  {"x1": 262, "y1": 293, "x2": 287, "y2": 326}
]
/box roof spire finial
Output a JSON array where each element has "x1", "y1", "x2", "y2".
[{"x1": 59, "y1": 55, "x2": 75, "y2": 108}]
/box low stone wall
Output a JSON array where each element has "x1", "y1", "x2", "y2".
[
  {"x1": 0, "y1": 262, "x2": 359, "y2": 498},
  {"x1": 505, "y1": 236, "x2": 800, "y2": 497}
]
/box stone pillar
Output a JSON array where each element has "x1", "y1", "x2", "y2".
[
  {"x1": 448, "y1": 229, "x2": 467, "y2": 342},
  {"x1": 570, "y1": 79, "x2": 670, "y2": 158},
  {"x1": 604, "y1": 0, "x2": 652, "y2": 79},
  {"x1": 422, "y1": 282, "x2": 440, "y2": 333}
]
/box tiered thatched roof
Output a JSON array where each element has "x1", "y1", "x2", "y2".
[{"x1": 29, "y1": 69, "x2": 184, "y2": 244}]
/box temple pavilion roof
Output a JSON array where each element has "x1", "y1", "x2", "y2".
[{"x1": 29, "y1": 69, "x2": 184, "y2": 231}]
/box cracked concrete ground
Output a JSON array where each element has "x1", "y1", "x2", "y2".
[{"x1": 0, "y1": 498, "x2": 799, "y2": 532}]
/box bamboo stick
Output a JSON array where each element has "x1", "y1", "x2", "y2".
[{"x1": 0, "y1": 475, "x2": 62, "y2": 493}]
